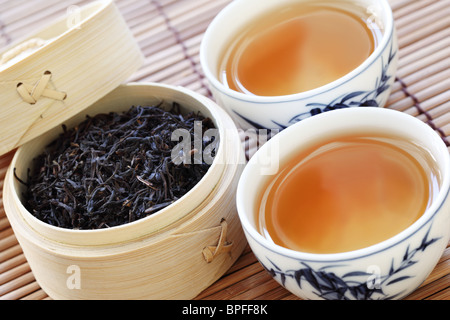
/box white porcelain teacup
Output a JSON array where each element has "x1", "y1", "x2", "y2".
[
  {"x1": 236, "y1": 107, "x2": 450, "y2": 300},
  {"x1": 200, "y1": 0, "x2": 398, "y2": 130}
]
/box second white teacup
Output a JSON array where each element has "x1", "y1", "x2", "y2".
[{"x1": 236, "y1": 107, "x2": 450, "y2": 300}]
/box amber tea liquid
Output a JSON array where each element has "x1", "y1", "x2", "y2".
[
  {"x1": 219, "y1": 2, "x2": 382, "y2": 96},
  {"x1": 258, "y1": 135, "x2": 440, "y2": 254}
]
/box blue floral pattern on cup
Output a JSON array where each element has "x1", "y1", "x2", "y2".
[
  {"x1": 257, "y1": 223, "x2": 441, "y2": 300},
  {"x1": 234, "y1": 45, "x2": 397, "y2": 130}
]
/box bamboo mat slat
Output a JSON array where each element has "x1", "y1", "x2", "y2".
[{"x1": 0, "y1": 0, "x2": 449, "y2": 300}]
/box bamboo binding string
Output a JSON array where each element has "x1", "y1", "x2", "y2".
[
  {"x1": 16, "y1": 70, "x2": 67, "y2": 105},
  {"x1": 202, "y1": 219, "x2": 233, "y2": 263},
  {"x1": 1, "y1": 39, "x2": 67, "y2": 104}
]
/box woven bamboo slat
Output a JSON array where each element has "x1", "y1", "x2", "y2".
[{"x1": 0, "y1": 0, "x2": 449, "y2": 300}]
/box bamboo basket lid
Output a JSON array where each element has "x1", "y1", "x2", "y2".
[{"x1": 0, "y1": 0, "x2": 144, "y2": 156}]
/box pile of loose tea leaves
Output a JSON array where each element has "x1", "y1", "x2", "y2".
[{"x1": 20, "y1": 103, "x2": 217, "y2": 229}]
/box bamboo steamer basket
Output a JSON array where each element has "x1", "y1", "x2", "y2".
[
  {"x1": 0, "y1": 0, "x2": 144, "y2": 156},
  {"x1": 1, "y1": 1, "x2": 247, "y2": 300},
  {"x1": 3, "y1": 83, "x2": 247, "y2": 299}
]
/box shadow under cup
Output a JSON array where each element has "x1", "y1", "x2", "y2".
[{"x1": 236, "y1": 107, "x2": 450, "y2": 300}]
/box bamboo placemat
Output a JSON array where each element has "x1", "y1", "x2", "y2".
[{"x1": 0, "y1": 0, "x2": 449, "y2": 300}]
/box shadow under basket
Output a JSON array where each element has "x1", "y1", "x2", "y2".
[{"x1": 3, "y1": 83, "x2": 247, "y2": 300}]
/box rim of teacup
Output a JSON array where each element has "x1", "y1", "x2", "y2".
[
  {"x1": 236, "y1": 107, "x2": 450, "y2": 262},
  {"x1": 200, "y1": 0, "x2": 395, "y2": 104}
]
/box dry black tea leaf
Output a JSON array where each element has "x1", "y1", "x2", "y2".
[{"x1": 20, "y1": 103, "x2": 217, "y2": 230}]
